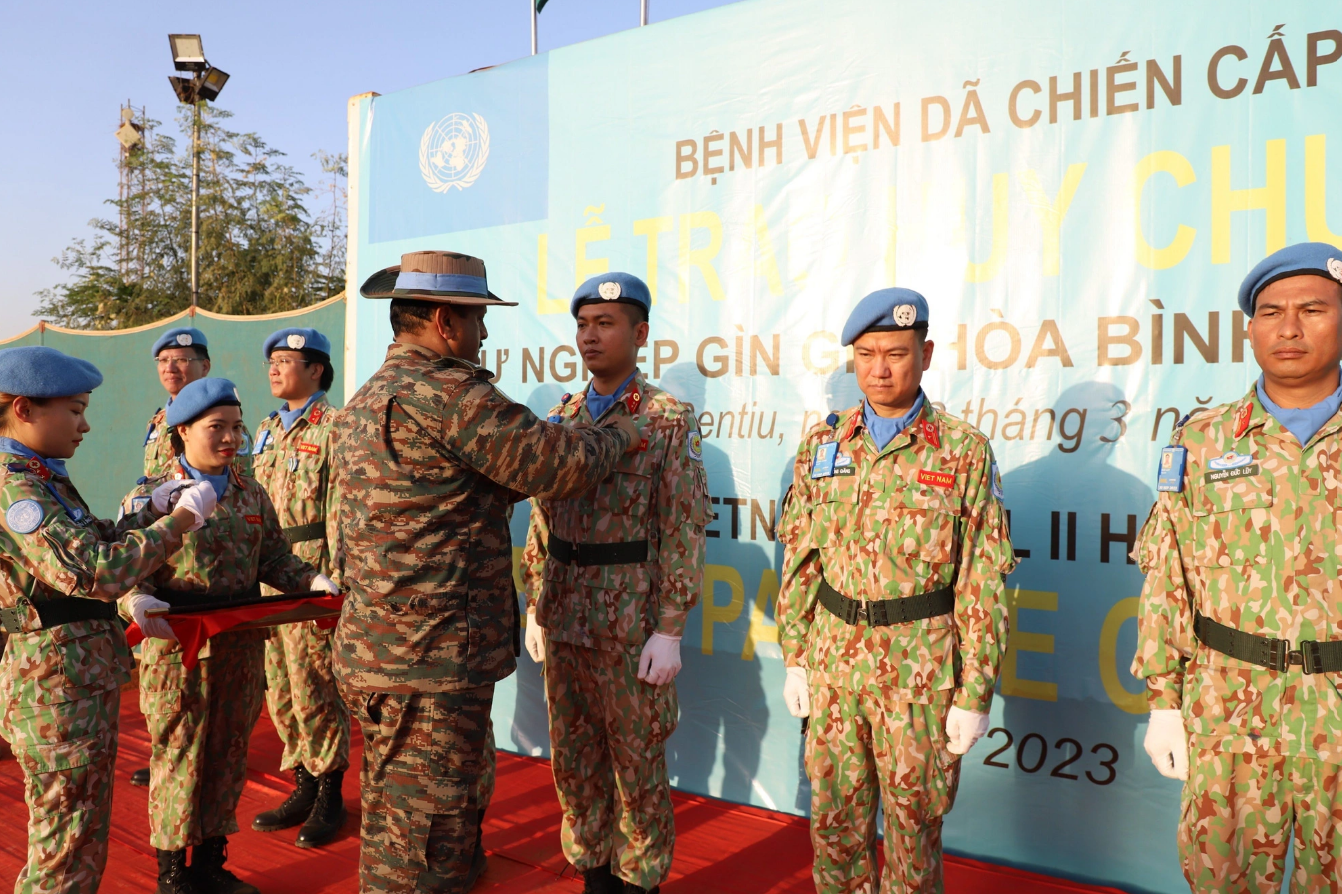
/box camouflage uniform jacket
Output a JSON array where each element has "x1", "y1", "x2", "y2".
[
  {"x1": 521, "y1": 371, "x2": 712, "y2": 654},
  {"x1": 122, "y1": 459, "x2": 317, "y2": 660},
  {"x1": 251, "y1": 393, "x2": 339, "y2": 588},
  {"x1": 144, "y1": 405, "x2": 253, "y2": 479},
  {"x1": 329, "y1": 342, "x2": 632, "y2": 694},
  {"x1": 1132, "y1": 385, "x2": 1342, "y2": 763},
  {"x1": 0, "y1": 452, "x2": 187, "y2": 705},
  {"x1": 777, "y1": 401, "x2": 1015, "y2": 712}
]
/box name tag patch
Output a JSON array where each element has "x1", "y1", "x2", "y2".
[
  {"x1": 1204, "y1": 464, "x2": 1260, "y2": 485},
  {"x1": 917, "y1": 470, "x2": 954, "y2": 489},
  {"x1": 244, "y1": 514, "x2": 263, "y2": 525}
]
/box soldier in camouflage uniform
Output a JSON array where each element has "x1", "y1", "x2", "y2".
[
  {"x1": 777, "y1": 289, "x2": 1015, "y2": 894},
  {"x1": 1135, "y1": 243, "x2": 1342, "y2": 893},
  {"x1": 248, "y1": 327, "x2": 350, "y2": 849},
  {"x1": 123, "y1": 377, "x2": 336, "y2": 894},
  {"x1": 144, "y1": 328, "x2": 252, "y2": 482},
  {"x1": 0, "y1": 346, "x2": 216, "y2": 894},
  {"x1": 521, "y1": 272, "x2": 710, "y2": 894},
  {"x1": 332, "y1": 250, "x2": 639, "y2": 894}
]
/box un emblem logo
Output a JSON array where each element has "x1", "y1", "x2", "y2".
[{"x1": 419, "y1": 113, "x2": 491, "y2": 193}]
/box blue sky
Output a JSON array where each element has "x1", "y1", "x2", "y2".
[{"x1": 0, "y1": 0, "x2": 740, "y2": 341}]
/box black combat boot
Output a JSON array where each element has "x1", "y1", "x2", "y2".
[
  {"x1": 190, "y1": 836, "x2": 259, "y2": 894},
  {"x1": 131, "y1": 767, "x2": 151, "y2": 787},
  {"x1": 581, "y1": 863, "x2": 622, "y2": 894},
  {"x1": 156, "y1": 848, "x2": 200, "y2": 894},
  {"x1": 251, "y1": 766, "x2": 316, "y2": 832},
  {"x1": 464, "y1": 808, "x2": 488, "y2": 889},
  {"x1": 294, "y1": 770, "x2": 346, "y2": 848}
]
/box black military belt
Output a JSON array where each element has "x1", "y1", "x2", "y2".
[
  {"x1": 548, "y1": 536, "x2": 648, "y2": 566},
  {"x1": 157, "y1": 583, "x2": 263, "y2": 609},
  {"x1": 0, "y1": 598, "x2": 118, "y2": 633},
  {"x1": 1194, "y1": 612, "x2": 1342, "y2": 674},
  {"x1": 818, "y1": 577, "x2": 954, "y2": 627},
  {"x1": 283, "y1": 522, "x2": 324, "y2": 544}
]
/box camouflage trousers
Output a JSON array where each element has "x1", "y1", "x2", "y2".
[
  {"x1": 140, "y1": 631, "x2": 267, "y2": 851},
  {"x1": 1180, "y1": 748, "x2": 1342, "y2": 893},
  {"x1": 264, "y1": 622, "x2": 351, "y2": 776},
  {"x1": 346, "y1": 684, "x2": 494, "y2": 894},
  {"x1": 1, "y1": 687, "x2": 119, "y2": 894},
  {"x1": 805, "y1": 681, "x2": 959, "y2": 894},
  {"x1": 479, "y1": 722, "x2": 495, "y2": 815},
  {"x1": 545, "y1": 641, "x2": 679, "y2": 890}
]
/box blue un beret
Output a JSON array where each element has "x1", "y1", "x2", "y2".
[
  {"x1": 841, "y1": 288, "x2": 930, "y2": 347},
  {"x1": 0, "y1": 346, "x2": 103, "y2": 398},
  {"x1": 1238, "y1": 242, "x2": 1342, "y2": 316},
  {"x1": 152, "y1": 327, "x2": 208, "y2": 358},
  {"x1": 571, "y1": 272, "x2": 652, "y2": 318},
  {"x1": 165, "y1": 377, "x2": 242, "y2": 427},
  {"x1": 263, "y1": 327, "x2": 332, "y2": 359}
]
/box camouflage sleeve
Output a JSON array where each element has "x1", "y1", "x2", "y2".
[
  {"x1": 0, "y1": 477, "x2": 185, "y2": 601},
  {"x1": 520, "y1": 499, "x2": 549, "y2": 610},
  {"x1": 952, "y1": 441, "x2": 1016, "y2": 713},
  {"x1": 323, "y1": 426, "x2": 342, "y2": 587},
  {"x1": 255, "y1": 487, "x2": 318, "y2": 593},
  {"x1": 776, "y1": 437, "x2": 822, "y2": 668},
  {"x1": 437, "y1": 378, "x2": 631, "y2": 499},
  {"x1": 652, "y1": 412, "x2": 711, "y2": 638},
  {"x1": 1129, "y1": 496, "x2": 1190, "y2": 710},
  {"x1": 93, "y1": 495, "x2": 162, "y2": 540}
]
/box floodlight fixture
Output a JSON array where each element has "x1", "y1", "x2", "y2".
[
  {"x1": 196, "y1": 67, "x2": 229, "y2": 102},
  {"x1": 169, "y1": 34, "x2": 207, "y2": 72},
  {"x1": 169, "y1": 76, "x2": 196, "y2": 104}
]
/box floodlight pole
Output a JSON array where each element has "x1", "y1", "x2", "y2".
[
  {"x1": 641, "y1": 0, "x2": 648, "y2": 26},
  {"x1": 531, "y1": 3, "x2": 538, "y2": 55},
  {"x1": 190, "y1": 100, "x2": 201, "y2": 308}
]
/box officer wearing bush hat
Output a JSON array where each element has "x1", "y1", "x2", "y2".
[
  {"x1": 251, "y1": 325, "x2": 350, "y2": 848},
  {"x1": 777, "y1": 286, "x2": 1015, "y2": 893},
  {"x1": 1137, "y1": 241, "x2": 1342, "y2": 892}
]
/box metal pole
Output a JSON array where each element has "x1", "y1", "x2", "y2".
[
  {"x1": 531, "y1": 2, "x2": 538, "y2": 54},
  {"x1": 641, "y1": 0, "x2": 648, "y2": 26},
  {"x1": 190, "y1": 100, "x2": 200, "y2": 308}
]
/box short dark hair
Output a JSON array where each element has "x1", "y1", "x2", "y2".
[
  {"x1": 301, "y1": 350, "x2": 335, "y2": 392},
  {"x1": 389, "y1": 298, "x2": 440, "y2": 336}
]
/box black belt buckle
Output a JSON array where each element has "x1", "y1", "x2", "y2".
[
  {"x1": 852, "y1": 601, "x2": 867, "y2": 625},
  {"x1": 1262, "y1": 637, "x2": 1288, "y2": 672},
  {"x1": 1300, "y1": 640, "x2": 1323, "y2": 675}
]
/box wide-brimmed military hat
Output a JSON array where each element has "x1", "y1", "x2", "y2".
[{"x1": 359, "y1": 250, "x2": 517, "y2": 306}]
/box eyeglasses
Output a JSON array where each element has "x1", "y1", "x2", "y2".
[
  {"x1": 266, "y1": 357, "x2": 312, "y2": 370},
  {"x1": 156, "y1": 357, "x2": 202, "y2": 368}
]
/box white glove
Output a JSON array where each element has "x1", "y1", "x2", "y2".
[
  {"x1": 311, "y1": 573, "x2": 338, "y2": 594},
  {"x1": 125, "y1": 593, "x2": 176, "y2": 642},
  {"x1": 783, "y1": 666, "x2": 810, "y2": 719},
  {"x1": 174, "y1": 481, "x2": 216, "y2": 532},
  {"x1": 150, "y1": 480, "x2": 191, "y2": 513},
  {"x1": 638, "y1": 632, "x2": 682, "y2": 685},
  {"x1": 1144, "y1": 709, "x2": 1189, "y2": 781},
  {"x1": 524, "y1": 609, "x2": 545, "y2": 663},
  {"x1": 945, "y1": 706, "x2": 991, "y2": 755}
]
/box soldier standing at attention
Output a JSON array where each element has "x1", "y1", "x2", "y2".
[
  {"x1": 0, "y1": 346, "x2": 216, "y2": 894},
  {"x1": 124, "y1": 377, "x2": 337, "y2": 894},
  {"x1": 521, "y1": 273, "x2": 711, "y2": 894},
  {"x1": 332, "y1": 250, "x2": 640, "y2": 894},
  {"x1": 249, "y1": 327, "x2": 350, "y2": 848},
  {"x1": 1136, "y1": 243, "x2": 1342, "y2": 892},
  {"x1": 776, "y1": 289, "x2": 1015, "y2": 894}
]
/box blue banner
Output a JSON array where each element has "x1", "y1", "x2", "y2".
[{"x1": 347, "y1": 2, "x2": 1342, "y2": 890}]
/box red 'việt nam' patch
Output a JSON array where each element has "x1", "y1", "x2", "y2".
[{"x1": 917, "y1": 470, "x2": 954, "y2": 489}]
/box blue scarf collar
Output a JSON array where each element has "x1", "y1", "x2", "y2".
[
  {"x1": 586, "y1": 370, "x2": 638, "y2": 420},
  {"x1": 278, "y1": 391, "x2": 324, "y2": 432},
  {"x1": 863, "y1": 391, "x2": 926, "y2": 451},
  {"x1": 0, "y1": 437, "x2": 69, "y2": 477},
  {"x1": 179, "y1": 456, "x2": 230, "y2": 501},
  {"x1": 1256, "y1": 373, "x2": 1342, "y2": 447}
]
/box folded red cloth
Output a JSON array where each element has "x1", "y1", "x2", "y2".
[{"x1": 126, "y1": 593, "x2": 344, "y2": 669}]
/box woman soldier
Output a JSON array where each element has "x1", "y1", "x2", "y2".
[
  {"x1": 123, "y1": 378, "x2": 336, "y2": 894},
  {"x1": 0, "y1": 345, "x2": 216, "y2": 894}
]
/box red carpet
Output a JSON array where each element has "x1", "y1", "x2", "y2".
[{"x1": 0, "y1": 694, "x2": 1125, "y2": 893}]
